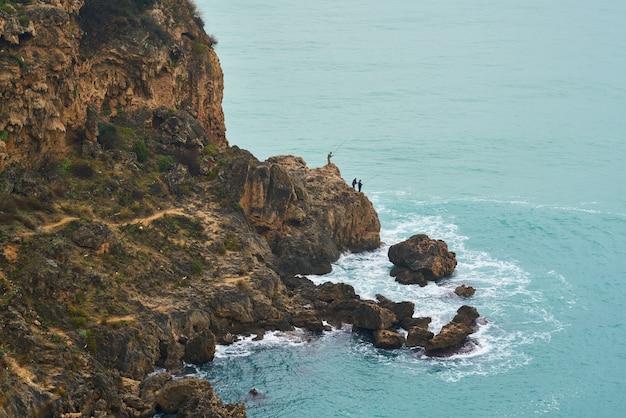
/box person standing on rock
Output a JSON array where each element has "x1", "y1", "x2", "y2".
[
  {"x1": 358, "y1": 180, "x2": 363, "y2": 192},
  {"x1": 352, "y1": 178, "x2": 357, "y2": 189},
  {"x1": 327, "y1": 151, "x2": 333, "y2": 165}
]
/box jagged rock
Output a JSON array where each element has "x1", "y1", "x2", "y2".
[
  {"x1": 229, "y1": 152, "x2": 381, "y2": 276},
  {"x1": 68, "y1": 221, "x2": 119, "y2": 252},
  {"x1": 0, "y1": 0, "x2": 226, "y2": 172},
  {"x1": 353, "y1": 301, "x2": 396, "y2": 330},
  {"x1": 373, "y1": 329, "x2": 405, "y2": 349},
  {"x1": 183, "y1": 330, "x2": 217, "y2": 365},
  {"x1": 388, "y1": 234, "x2": 457, "y2": 285},
  {"x1": 454, "y1": 284, "x2": 476, "y2": 297},
  {"x1": 376, "y1": 294, "x2": 415, "y2": 326},
  {"x1": 290, "y1": 311, "x2": 325, "y2": 332},
  {"x1": 155, "y1": 376, "x2": 245, "y2": 417},
  {"x1": 390, "y1": 266, "x2": 428, "y2": 286},
  {"x1": 406, "y1": 327, "x2": 435, "y2": 347},
  {"x1": 400, "y1": 316, "x2": 432, "y2": 331},
  {"x1": 424, "y1": 322, "x2": 474, "y2": 355},
  {"x1": 452, "y1": 305, "x2": 479, "y2": 326},
  {"x1": 424, "y1": 306, "x2": 480, "y2": 356},
  {"x1": 317, "y1": 281, "x2": 357, "y2": 303}
]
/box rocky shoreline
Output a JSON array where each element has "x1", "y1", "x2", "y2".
[{"x1": 0, "y1": 1, "x2": 481, "y2": 416}]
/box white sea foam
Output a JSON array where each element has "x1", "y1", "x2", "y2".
[{"x1": 213, "y1": 329, "x2": 311, "y2": 359}]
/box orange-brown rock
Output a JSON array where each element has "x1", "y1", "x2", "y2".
[
  {"x1": 0, "y1": 0, "x2": 226, "y2": 171},
  {"x1": 232, "y1": 152, "x2": 381, "y2": 276}
]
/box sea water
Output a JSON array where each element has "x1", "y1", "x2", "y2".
[{"x1": 186, "y1": 1, "x2": 626, "y2": 416}]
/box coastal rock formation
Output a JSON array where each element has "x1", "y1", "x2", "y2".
[
  {"x1": 0, "y1": 0, "x2": 386, "y2": 416},
  {"x1": 155, "y1": 376, "x2": 245, "y2": 417},
  {"x1": 0, "y1": 0, "x2": 226, "y2": 171},
  {"x1": 231, "y1": 153, "x2": 381, "y2": 276},
  {"x1": 388, "y1": 234, "x2": 457, "y2": 286},
  {"x1": 454, "y1": 284, "x2": 476, "y2": 298},
  {"x1": 373, "y1": 329, "x2": 405, "y2": 349},
  {"x1": 424, "y1": 305, "x2": 480, "y2": 356}
]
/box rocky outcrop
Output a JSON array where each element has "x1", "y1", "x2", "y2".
[
  {"x1": 154, "y1": 376, "x2": 245, "y2": 417},
  {"x1": 227, "y1": 152, "x2": 381, "y2": 276},
  {"x1": 0, "y1": 0, "x2": 226, "y2": 171},
  {"x1": 388, "y1": 234, "x2": 457, "y2": 286},
  {"x1": 454, "y1": 284, "x2": 476, "y2": 298},
  {"x1": 424, "y1": 305, "x2": 480, "y2": 356}
]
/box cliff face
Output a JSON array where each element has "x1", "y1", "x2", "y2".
[{"x1": 0, "y1": 0, "x2": 226, "y2": 170}]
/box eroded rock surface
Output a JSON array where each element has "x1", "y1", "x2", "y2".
[{"x1": 388, "y1": 234, "x2": 457, "y2": 286}]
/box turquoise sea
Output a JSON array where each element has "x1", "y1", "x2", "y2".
[{"x1": 190, "y1": 1, "x2": 626, "y2": 416}]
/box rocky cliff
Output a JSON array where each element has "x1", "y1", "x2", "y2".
[
  {"x1": 0, "y1": 1, "x2": 383, "y2": 416},
  {"x1": 0, "y1": 0, "x2": 226, "y2": 171}
]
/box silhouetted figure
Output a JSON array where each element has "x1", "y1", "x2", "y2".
[
  {"x1": 327, "y1": 152, "x2": 333, "y2": 165},
  {"x1": 358, "y1": 180, "x2": 362, "y2": 192},
  {"x1": 352, "y1": 178, "x2": 357, "y2": 189}
]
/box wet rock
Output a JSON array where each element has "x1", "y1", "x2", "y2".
[
  {"x1": 388, "y1": 234, "x2": 457, "y2": 285},
  {"x1": 290, "y1": 311, "x2": 325, "y2": 332},
  {"x1": 406, "y1": 326, "x2": 435, "y2": 347},
  {"x1": 424, "y1": 322, "x2": 474, "y2": 355},
  {"x1": 454, "y1": 284, "x2": 476, "y2": 298},
  {"x1": 373, "y1": 329, "x2": 405, "y2": 349},
  {"x1": 353, "y1": 301, "x2": 396, "y2": 330},
  {"x1": 376, "y1": 294, "x2": 415, "y2": 326},
  {"x1": 424, "y1": 306, "x2": 480, "y2": 356},
  {"x1": 400, "y1": 316, "x2": 432, "y2": 331}
]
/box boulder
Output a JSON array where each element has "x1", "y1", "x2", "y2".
[
  {"x1": 388, "y1": 234, "x2": 457, "y2": 284},
  {"x1": 154, "y1": 376, "x2": 245, "y2": 417},
  {"x1": 353, "y1": 301, "x2": 396, "y2": 330},
  {"x1": 454, "y1": 284, "x2": 476, "y2": 298},
  {"x1": 406, "y1": 327, "x2": 435, "y2": 347},
  {"x1": 373, "y1": 329, "x2": 405, "y2": 349}
]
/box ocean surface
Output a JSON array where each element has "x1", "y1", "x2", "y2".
[{"x1": 185, "y1": 1, "x2": 626, "y2": 416}]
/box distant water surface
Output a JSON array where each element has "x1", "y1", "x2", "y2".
[{"x1": 183, "y1": 1, "x2": 626, "y2": 416}]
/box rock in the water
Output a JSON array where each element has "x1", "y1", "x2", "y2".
[
  {"x1": 389, "y1": 266, "x2": 428, "y2": 286},
  {"x1": 406, "y1": 326, "x2": 435, "y2": 347},
  {"x1": 388, "y1": 234, "x2": 457, "y2": 285},
  {"x1": 353, "y1": 301, "x2": 396, "y2": 330},
  {"x1": 452, "y1": 305, "x2": 479, "y2": 326},
  {"x1": 373, "y1": 329, "x2": 405, "y2": 349},
  {"x1": 424, "y1": 305, "x2": 480, "y2": 356},
  {"x1": 424, "y1": 322, "x2": 473, "y2": 355},
  {"x1": 454, "y1": 284, "x2": 476, "y2": 297}
]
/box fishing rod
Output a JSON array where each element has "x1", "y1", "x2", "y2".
[{"x1": 332, "y1": 139, "x2": 347, "y2": 154}]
